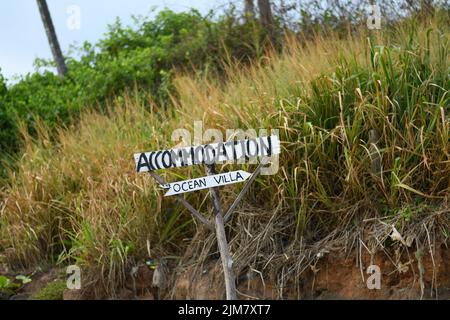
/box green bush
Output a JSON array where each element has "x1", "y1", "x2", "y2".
[
  {"x1": 0, "y1": 9, "x2": 267, "y2": 157},
  {"x1": 0, "y1": 71, "x2": 6, "y2": 95},
  {"x1": 33, "y1": 280, "x2": 66, "y2": 300}
]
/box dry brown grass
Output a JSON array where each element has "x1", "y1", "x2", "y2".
[{"x1": 1, "y1": 17, "x2": 449, "y2": 298}]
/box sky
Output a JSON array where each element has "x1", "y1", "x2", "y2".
[{"x1": 0, "y1": 0, "x2": 226, "y2": 84}]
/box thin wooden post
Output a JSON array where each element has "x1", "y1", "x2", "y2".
[
  {"x1": 224, "y1": 161, "x2": 264, "y2": 223},
  {"x1": 149, "y1": 164, "x2": 264, "y2": 300},
  {"x1": 206, "y1": 164, "x2": 237, "y2": 300},
  {"x1": 149, "y1": 172, "x2": 213, "y2": 230}
]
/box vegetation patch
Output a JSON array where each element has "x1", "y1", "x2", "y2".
[
  {"x1": 0, "y1": 3, "x2": 448, "y2": 299},
  {"x1": 33, "y1": 280, "x2": 66, "y2": 300}
]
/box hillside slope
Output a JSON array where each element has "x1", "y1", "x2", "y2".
[{"x1": 0, "y1": 17, "x2": 449, "y2": 299}]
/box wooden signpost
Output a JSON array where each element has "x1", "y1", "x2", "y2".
[
  {"x1": 134, "y1": 135, "x2": 280, "y2": 300},
  {"x1": 162, "y1": 170, "x2": 251, "y2": 197}
]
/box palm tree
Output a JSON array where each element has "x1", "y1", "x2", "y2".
[
  {"x1": 36, "y1": 0, "x2": 67, "y2": 77},
  {"x1": 257, "y1": 0, "x2": 276, "y2": 43}
]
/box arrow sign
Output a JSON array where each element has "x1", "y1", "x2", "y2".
[{"x1": 162, "y1": 170, "x2": 251, "y2": 196}]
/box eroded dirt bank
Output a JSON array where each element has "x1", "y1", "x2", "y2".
[
  {"x1": 170, "y1": 243, "x2": 449, "y2": 300},
  {"x1": 1, "y1": 241, "x2": 448, "y2": 300},
  {"x1": 2, "y1": 204, "x2": 449, "y2": 300}
]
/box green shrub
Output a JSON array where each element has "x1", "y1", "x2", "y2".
[
  {"x1": 0, "y1": 9, "x2": 267, "y2": 158},
  {"x1": 33, "y1": 280, "x2": 66, "y2": 300}
]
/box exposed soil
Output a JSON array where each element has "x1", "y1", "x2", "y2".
[
  {"x1": 0, "y1": 215, "x2": 450, "y2": 300},
  {"x1": 171, "y1": 243, "x2": 450, "y2": 300},
  {"x1": 1, "y1": 235, "x2": 448, "y2": 300}
]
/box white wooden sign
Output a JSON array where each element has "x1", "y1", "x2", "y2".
[
  {"x1": 134, "y1": 135, "x2": 280, "y2": 173},
  {"x1": 162, "y1": 170, "x2": 251, "y2": 196},
  {"x1": 133, "y1": 135, "x2": 281, "y2": 301}
]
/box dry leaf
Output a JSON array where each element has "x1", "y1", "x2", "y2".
[
  {"x1": 390, "y1": 225, "x2": 407, "y2": 245},
  {"x1": 397, "y1": 262, "x2": 409, "y2": 274}
]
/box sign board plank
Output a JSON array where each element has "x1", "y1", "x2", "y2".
[
  {"x1": 163, "y1": 170, "x2": 251, "y2": 196},
  {"x1": 134, "y1": 135, "x2": 280, "y2": 173}
]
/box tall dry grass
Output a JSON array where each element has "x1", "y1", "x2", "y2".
[{"x1": 0, "y1": 16, "x2": 449, "y2": 297}]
